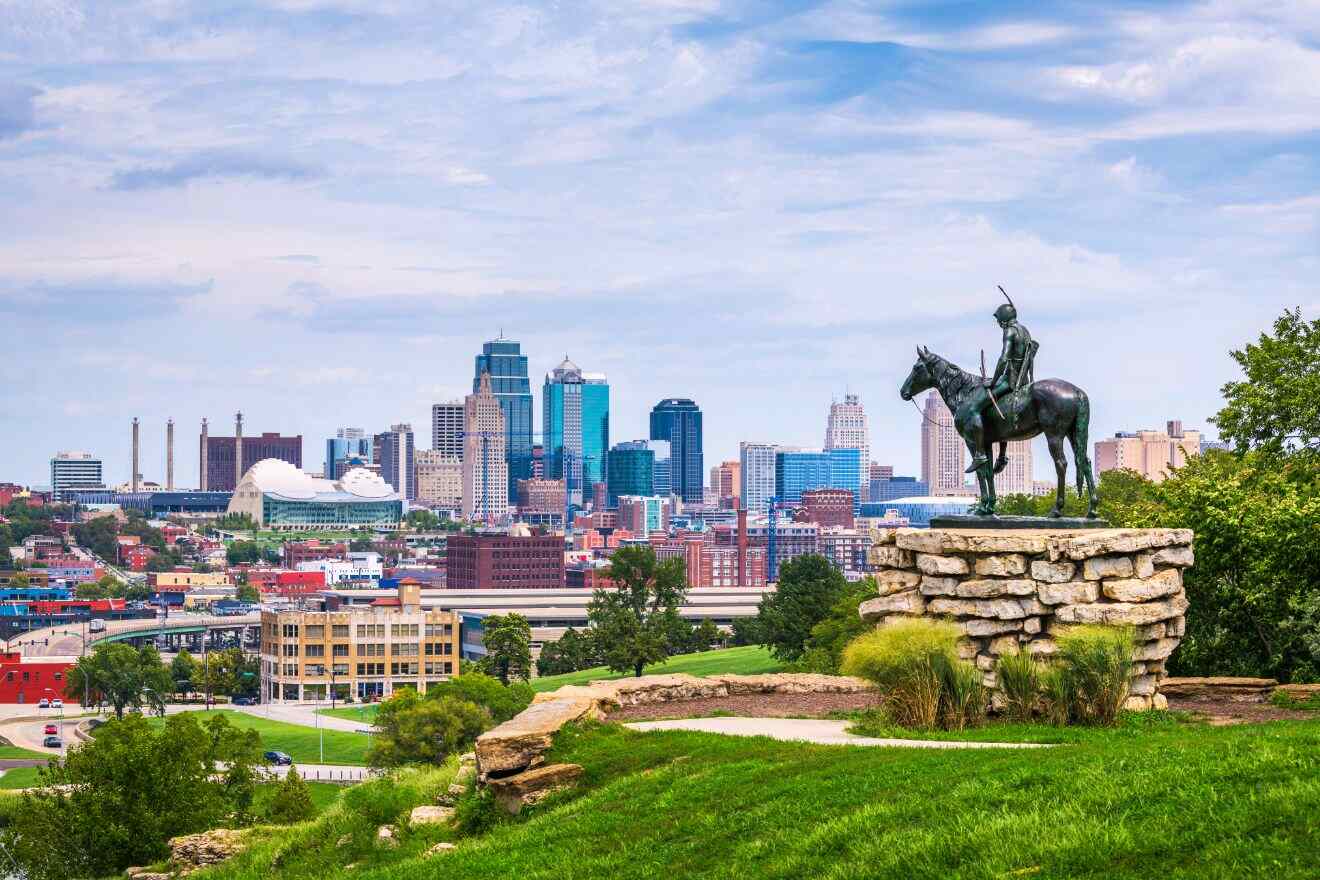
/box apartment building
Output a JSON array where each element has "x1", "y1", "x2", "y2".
[{"x1": 259, "y1": 580, "x2": 459, "y2": 702}]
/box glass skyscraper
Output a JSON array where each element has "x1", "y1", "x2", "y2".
[
  {"x1": 543, "y1": 357, "x2": 609, "y2": 506},
  {"x1": 775, "y1": 447, "x2": 861, "y2": 508},
  {"x1": 606, "y1": 441, "x2": 654, "y2": 507},
  {"x1": 649, "y1": 398, "x2": 703, "y2": 505},
  {"x1": 326, "y1": 428, "x2": 372, "y2": 480},
  {"x1": 474, "y1": 337, "x2": 533, "y2": 499}
]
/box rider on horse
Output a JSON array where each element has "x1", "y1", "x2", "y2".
[{"x1": 959, "y1": 291, "x2": 1038, "y2": 474}]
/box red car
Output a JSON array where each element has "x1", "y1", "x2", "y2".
[{"x1": 43, "y1": 724, "x2": 58, "y2": 735}]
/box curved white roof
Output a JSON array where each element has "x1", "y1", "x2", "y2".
[{"x1": 239, "y1": 458, "x2": 399, "y2": 501}]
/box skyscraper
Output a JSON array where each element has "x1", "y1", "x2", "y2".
[
  {"x1": 415, "y1": 449, "x2": 462, "y2": 509},
  {"x1": 430, "y1": 402, "x2": 464, "y2": 459},
  {"x1": 647, "y1": 439, "x2": 671, "y2": 498},
  {"x1": 920, "y1": 395, "x2": 968, "y2": 496},
  {"x1": 824, "y1": 394, "x2": 869, "y2": 501},
  {"x1": 50, "y1": 451, "x2": 104, "y2": 500},
  {"x1": 710, "y1": 460, "x2": 740, "y2": 508},
  {"x1": 377, "y1": 424, "x2": 416, "y2": 501},
  {"x1": 739, "y1": 442, "x2": 777, "y2": 514},
  {"x1": 649, "y1": 398, "x2": 703, "y2": 505},
  {"x1": 542, "y1": 357, "x2": 609, "y2": 507},
  {"x1": 473, "y1": 337, "x2": 532, "y2": 499},
  {"x1": 463, "y1": 372, "x2": 509, "y2": 522},
  {"x1": 993, "y1": 440, "x2": 1035, "y2": 496},
  {"x1": 606, "y1": 441, "x2": 654, "y2": 507},
  {"x1": 326, "y1": 427, "x2": 372, "y2": 480},
  {"x1": 200, "y1": 417, "x2": 302, "y2": 492},
  {"x1": 774, "y1": 447, "x2": 860, "y2": 506}
]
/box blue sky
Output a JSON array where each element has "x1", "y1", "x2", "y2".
[{"x1": 2, "y1": 0, "x2": 1317, "y2": 487}]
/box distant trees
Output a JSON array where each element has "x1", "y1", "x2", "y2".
[
  {"x1": 753, "y1": 554, "x2": 848, "y2": 662},
  {"x1": 588, "y1": 545, "x2": 688, "y2": 677},
  {"x1": 73, "y1": 516, "x2": 118, "y2": 560},
  {"x1": 479, "y1": 613, "x2": 533, "y2": 684},
  {"x1": 536, "y1": 627, "x2": 599, "y2": 676},
  {"x1": 170, "y1": 650, "x2": 202, "y2": 696},
  {"x1": 65, "y1": 643, "x2": 174, "y2": 718}
]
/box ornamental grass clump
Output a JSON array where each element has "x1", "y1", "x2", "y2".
[
  {"x1": 841, "y1": 619, "x2": 962, "y2": 729},
  {"x1": 996, "y1": 650, "x2": 1045, "y2": 722},
  {"x1": 1054, "y1": 624, "x2": 1136, "y2": 726},
  {"x1": 937, "y1": 655, "x2": 987, "y2": 731}
]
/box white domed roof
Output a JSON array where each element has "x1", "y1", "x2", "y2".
[
  {"x1": 244, "y1": 459, "x2": 317, "y2": 500},
  {"x1": 339, "y1": 467, "x2": 394, "y2": 499}
]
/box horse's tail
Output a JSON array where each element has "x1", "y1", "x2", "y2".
[{"x1": 1070, "y1": 392, "x2": 1091, "y2": 497}]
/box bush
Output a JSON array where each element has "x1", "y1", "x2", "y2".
[
  {"x1": 841, "y1": 619, "x2": 962, "y2": 729},
  {"x1": 1054, "y1": 625, "x2": 1136, "y2": 726},
  {"x1": 424, "y1": 672, "x2": 533, "y2": 724},
  {"x1": 263, "y1": 767, "x2": 316, "y2": 824},
  {"x1": 367, "y1": 690, "x2": 491, "y2": 768},
  {"x1": 996, "y1": 650, "x2": 1045, "y2": 722}
]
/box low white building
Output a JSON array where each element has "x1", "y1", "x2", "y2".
[{"x1": 296, "y1": 551, "x2": 383, "y2": 585}]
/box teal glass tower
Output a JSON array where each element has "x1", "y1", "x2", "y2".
[
  {"x1": 543, "y1": 357, "x2": 609, "y2": 507},
  {"x1": 474, "y1": 336, "x2": 533, "y2": 499},
  {"x1": 606, "y1": 441, "x2": 654, "y2": 507}
]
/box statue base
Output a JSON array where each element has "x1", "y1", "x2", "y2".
[{"x1": 930, "y1": 515, "x2": 1110, "y2": 530}]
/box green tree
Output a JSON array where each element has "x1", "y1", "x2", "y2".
[
  {"x1": 72, "y1": 516, "x2": 118, "y2": 560},
  {"x1": 405, "y1": 509, "x2": 441, "y2": 530},
  {"x1": 536, "y1": 627, "x2": 597, "y2": 676},
  {"x1": 1213, "y1": 307, "x2": 1320, "y2": 455},
  {"x1": 480, "y1": 613, "x2": 532, "y2": 684},
  {"x1": 366, "y1": 689, "x2": 490, "y2": 768},
  {"x1": 263, "y1": 766, "x2": 316, "y2": 824},
  {"x1": 795, "y1": 579, "x2": 880, "y2": 673},
  {"x1": 204, "y1": 647, "x2": 260, "y2": 696},
  {"x1": 65, "y1": 643, "x2": 175, "y2": 718},
  {"x1": 588, "y1": 545, "x2": 688, "y2": 677},
  {"x1": 9, "y1": 712, "x2": 260, "y2": 880},
  {"x1": 754, "y1": 554, "x2": 848, "y2": 661},
  {"x1": 424, "y1": 671, "x2": 533, "y2": 724},
  {"x1": 226, "y1": 541, "x2": 263, "y2": 565},
  {"x1": 692, "y1": 618, "x2": 723, "y2": 652},
  {"x1": 236, "y1": 582, "x2": 260, "y2": 604},
  {"x1": 170, "y1": 650, "x2": 201, "y2": 696}
]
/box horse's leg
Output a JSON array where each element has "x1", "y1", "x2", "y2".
[
  {"x1": 993, "y1": 441, "x2": 1008, "y2": 474},
  {"x1": 983, "y1": 450, "x2": 997, "y2": 514},
  {"x1": 1046, "y1": 433, "x2": 1067, "y2": 517},
  {"x1": 1068, "y1": 394, "x2": 1100, "y2": 518}
]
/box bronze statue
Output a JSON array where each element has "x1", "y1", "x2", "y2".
[{"x1": 899, "y1": 290, "x2": 1099, "y2": 519}]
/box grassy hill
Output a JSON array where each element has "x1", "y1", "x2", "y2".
[
  {"x1": 196, "y1": 712, "x2": 1320, "y2": 879},
  {"x1": 530, "y1": 645, "x2": 783, "y2": 692},
  {"x1": 148, "y1": 710, "x2": 370, "y2": 765}
]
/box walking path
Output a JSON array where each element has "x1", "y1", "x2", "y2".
[{"x1": 624, "y1": 717, "x2": 1053, "y2": 749}]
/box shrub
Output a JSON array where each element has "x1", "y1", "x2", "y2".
[
  {"x1": 367, "y1": 690, "x2": 491, "y2": 768},
  {"x1": 1054, "y1": 625, "x2": 1136, "y2": 726},
  {"x1": 938, "y1": 656, "x2": 986, "y2": 731},
  {"x1": 425, "y1": 672, "x2": 533, "y2": 724},
  {"x1": 841, "y1": 619, "x2": 962, "y2": 729},
  {"x1": 997, "y1": 650, "x2": 1045, "y2": 722},
  {"x1": 263, "y1": 767, "x2": 316, "y2": 824}
]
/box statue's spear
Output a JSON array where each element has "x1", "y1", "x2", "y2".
[{"x1": 981, "y1": 349, "x2": 1006, "y2": 421}]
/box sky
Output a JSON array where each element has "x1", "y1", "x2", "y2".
[{"x1": 2, "y1": 0, "x2": 1318, "y2": 488}]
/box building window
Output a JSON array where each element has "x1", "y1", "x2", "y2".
[
  {"x1": 305, "y1": 645, "x2": 325, "y2": 658},
  {"x1": 332, "y1": 644, "x2": 349, "y2": 657},
  {"x1": 282, "y1": 644, "x2": 298, "y2": 657},
  {"x1": 305, "y1": 625, "x2": 325, "y2": 639},
  {"x1": 332, "y1": 625, "x2": 350, "y2": 638},
  {"x1": 282, "y1": 624, "x2": 299, "y2": 638}
]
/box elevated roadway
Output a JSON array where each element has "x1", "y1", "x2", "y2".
[{"x1": 12, "y1": 614, "x2": 261, "y2": 657}]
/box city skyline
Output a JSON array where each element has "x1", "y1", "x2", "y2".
[{"x1": 5, "y1": 2, "x2": 1310, "y2": 486}]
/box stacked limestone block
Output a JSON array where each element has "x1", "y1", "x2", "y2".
[{"x1": 862, "y1": 527, "x2": 1194, "y2": 711}]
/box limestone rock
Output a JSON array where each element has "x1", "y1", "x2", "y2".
[
  {"x1": 869, "y1": 545, "x2": 914, "y2": 569},
  {"x1": 1160, "y1": 676, "x2": 1276, "y2": 702},
  {"x1": 974, "y1": 554, "x2": 1027, "y2": 576},
  {"x1": 169, "y1": 829, "x2": 247, "y2": 873},
  {"x1": 1133, "y1": 638, "x2": 1181, "y2": 662},
  {"x1": 424, "y1": 843, "x2": 457, "y2": 857},
  {"x1": 1037, "y1": 581, "x2": 1100, "y2": 605},
  {"x1": 860, "y1": 591, "x2": 925, "y2": 619},
  {"x1": 1123, "y1": 695, "x2": 1152, "y2": 712},
  {"x1": 1054, "y1": 592, "x2": 1188, "y2": 626},
  {"x1": 988, "y1": 635, "x2": 1019, "y2": 656},
  {"x1": 1167, "y1": 616, "x2": 1186, "y2": 637},
  {"x1": 1102, "y1": 568, "x2": 1182, "y2": 603},
  {"x1": 1151, "y1": 546, "x2": 1195, "y2": 567},
  {"x1": 918, "y1": 576, "x2": 960, "y2": 596},
  {"x1": 476, "y1": 696, "x2": 600, "y2": 775},
  {"x1": 875, "y1": 569, "x2": 922, "y2": 596},
  {"x1": 1133, "y1": 553, "x2": 1155, "y2": 579},
  {"x1": 871, "y1": 528, "x2": 896, "y2": 545},
  {"x1": 487, "y1": 763, "x2": 584, "y2": 816},
  {"x1": 961, "y1": 618, "x2": 1025, "y2": 637},
  {"x1": 975, "y1": 654, "x2": 996, "y2": 671},
  {"x1": 458, "y1": 752, "x2": 476, "y2": 766},
  {"x1": 604, "y1": 674, "x2": 729, "y2": 707},
  {"x1": 916, "y1": 553, "x2": 970, "y2": 576},
  {"x1": 375, "y1": 826, "x2": 398, "y2": 847},
  {"x1": 712, "y1": 673, "x2": 875, "y2": 695},
  {"x1": 1081, "y1": 556, "x2": 1134, "y2": 580},
  {"x1": 409, "y1": 806, "x2": 455, "y2": 826},
  {"x1": 1046, "y1": 529, "x2": 1194, "y2": 562},
  {"x1": 1128, "y1": 675, "x2": 1157, "y2": 696},
  {"x1": 1152, "y1": 693, "x2": 1168, "y2": 710},
  {"x1": 1023, "y1": 617, "x2": 1042, "y2": 635},
  {"x1": 1017, "y1": 598, "x2": 1047, "y2": 617},
  {"x1": 1137, "y1": 623, "x2": 1167, "y2": 641},
  {"x1": 897, "y1": 529, "x2": 1052, "y2": 556},
  {"x1": 956, "y1": 639, "x2": 980, "y2": 660},
  {"x1": 1026, "y1": 639, "x2": 1057, "y2": 656},
  {"x1": 928, "y1": 598, "x2": 1029, "y2": 620},
  {"x1": 1030, "y1": 560, "x2": 1076, "y2": 583},
  {"x1": 956, "y1": 578, "x2": 1035, "y2": 598},
  {"x1": 447, "y1": 783, "x2": 467, "y2": 796}
]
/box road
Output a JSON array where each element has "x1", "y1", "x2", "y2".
[{"x1": 11, "y1": 613, "x2": 261, "y2": 657}]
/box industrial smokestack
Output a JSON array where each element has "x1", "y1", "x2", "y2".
[
  {"x1": 131, "y1": 417, "x2": 140, "y2": 493},
  {"x1": 166, "y1": 418, "x2": 175, "y2": 491},
  {"x1": 235, "y1": 411, "x2": 244, "y2": 487},
  {"x1": 200, "y1": 417, "x2": 209, "y2": 491}
]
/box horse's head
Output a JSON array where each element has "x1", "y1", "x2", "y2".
[{"x1": 900, "y1": 346, "x2": 937, "y2": 401}]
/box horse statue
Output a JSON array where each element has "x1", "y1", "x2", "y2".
[{"x1": 899, "y1": 347, "x2": 1099, "y2": 518}]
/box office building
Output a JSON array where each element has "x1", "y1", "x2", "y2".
[
  {"x1": 647, "y1": 439, "x2": 672, "y2": 498},
  {"x1": 869, "y1": 463, "x2": 893, "y2": 484},
  {"x1": 326, "y1": 428, "x2": 372, "y2": 480},
  {"x1": 876, "y1": 495, "x2": 975, "y2": 527},
  {"x1": 774, "y1": 447, "x2": 861, "y2": 506},
  {"x1": 747, "y1": 520, "x2": 818, "y2": 578},
  {"x1": 430, "y1": 402, "x2": 465, "y2": 460},
  {"x1": 201, "y1": 414, "x2": 302, "y2": 493},
  {"x1": 869, "y1": 475, "x2": 929, "y2": 502},
  {"x1": 709, "y1": 460, "x2": 740, "y2": 508},
  {"x1": 227, "y1": 459, "x2": 403, "y2": 529},
  {"x1": 259, "y1": 580, "x2": 459, "y2": 702},
  {"x1": 462, "y1": 372, "x2": 509, "y2": 522},
  {"x1": 50, "y1": 451, "x2": 104, "y2": 500},
  {"x1": 920, "y1": 395, "x2": 969, "y2": 496},
  {"x1": 606, "y1": 441, "x2": 654, "y2": 507},
  {"x1": 446, "y1": 532, "x2": 565, "y2": 590},
  {"x1": 516, "y1": 479, "x2": 567, "y2": 520},
  {"x1": 616, "y1": 495, "x2": 672, "y2": 537},
  {"x1": 739, "y1": 442, "x2": 777, "y2": 515},
  {"x1": 542, "y1": 357, "x2": 609, "y2": 507},
  {"x1": 824, "y1": 394, "x2": 870, "y2": 501},
  {"x1": 474, "y1": 337, "x2": 533, "y2": 498},
  {"x1": 415, "y1": 450, "x2": 463, "y2": 509},
  {"x1": 993, "y1": 439, "x2": 1035, "y2": 496},
  {"x1": 649, "y1": 398, "x2": 703, "y2": 504},
  {"x1": 798, "y1": 488, "x2": 855, "y2": 529},
  {"x1": 295, "y1": 551, "x2": 384, "y2": 585},
  {"x1": 377, "y1": 424, "x2": 415, "y2": 501},
  {"x1": 1095, "y1": 420, "x2": 1204, "y2": 483},
  {"x1": 819, "y1": 528, "x2": 870, "y2": 580}
]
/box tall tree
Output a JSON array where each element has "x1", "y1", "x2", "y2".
[
  {"x1": 589, "y1": 545, "x2": 688, "y2": 677},
  {"x1": 480, "y1": 613, "x2": 532, "y2": 684},
  {"x1": 1213, "y1": 307, "x2": 1320, "y2": 455},
  {"x1": 65, "y1": 644, "x2": 174, "y2": 718},
  {"x1": 170, "y1": 650, "x2": 201, "y2": 696},
  {"x1": 754, "y1": 554, "x2": 848, "y2": 661}
]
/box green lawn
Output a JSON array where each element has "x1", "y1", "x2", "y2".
[
  {"x1": 319, "y1": 704, "x2": 380, "y2": 725},
  {"x1": 530, "y1": 646, "x2": 784, "y2": 692},
  {"x1": 0, "y1": 744, "x2": 54, "y2": 760},
  {"x1": 252, "y1": 780, "x2": 347, "y2": 816},
  {"x1": 0, "y1": 766, "x2": 44, "y2": 790},
  {"x1": 149, "y1": 710, "x2": 370, "y2": 765}
]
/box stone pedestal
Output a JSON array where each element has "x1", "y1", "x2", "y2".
[{"x1": 863, "y1": 527, "x2": 1194, "y2": 711}]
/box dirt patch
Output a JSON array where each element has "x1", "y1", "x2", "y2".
[
  {"x1": 605, "y1": 691, "x2": 883, "y2": 722},
  {"x1": 1167, "y1": 698, "x2": 1316, "y2": 725}
]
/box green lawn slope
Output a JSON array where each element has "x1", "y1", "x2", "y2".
[
  {"x1": 529, "y1": 645, "x2": 783, "y2": 692},
  {"x1": 149, "y1": 710, "x2": 370, "y2": 765}
]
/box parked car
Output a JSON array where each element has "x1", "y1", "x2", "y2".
[
  {"x1": 263, "y1": 750, "x2": 293, "y2": 766},
  {"x1": 43, "y1": 724, "x2": 57, "y2": 735},
  {"x1": 51, "y1": 699, "x2": 63, "y2": 709},
  {"x1": 42, "y1": 736, "x2": 62, "y2": 748},
  {"x1": 232, "y1": 695, "x2": 258, "y2": 706},
  {"x1": 37, "y1": 698, "x2": 49, "y2": 709}
]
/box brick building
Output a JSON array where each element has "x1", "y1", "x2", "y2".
[
  {"x1": 796, "y1": 488, "x2": 855, "y2": 529},
  {"x1": 445, "y1": 532, "x2": 566, "y2": 590}
]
